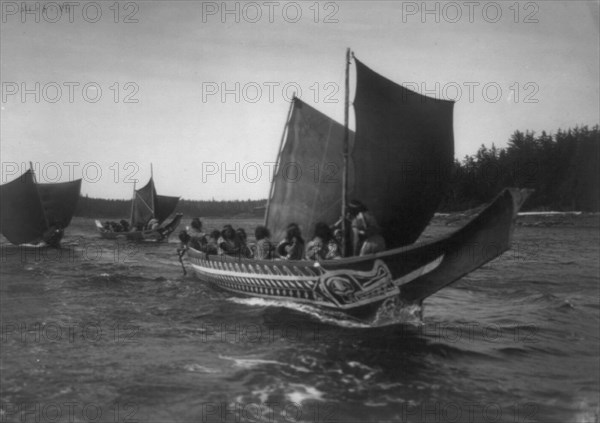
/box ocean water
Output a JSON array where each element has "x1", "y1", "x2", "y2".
[{"x1": 1, "y1": 217, "x2": 598, "y2": 423}]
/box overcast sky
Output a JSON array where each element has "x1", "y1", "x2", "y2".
[{"x1": 1, "y1": 1, "x2": 598, "y2": 200}]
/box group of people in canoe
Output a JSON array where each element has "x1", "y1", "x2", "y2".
[
  {"x1": 101, "y1": 218, "x2": 161, "y2": 233},
  {"x1": 178, "y1": 200, "x2": 386, "y2": 260}
]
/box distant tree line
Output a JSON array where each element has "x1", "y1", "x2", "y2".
[
  {"x1": 75, "y1": 197, "x2": 266, "y2": 219},
  {"x1": 76, "y1": 197, "x2": 130, "y2": 218},
  {"x1": 176, "y1": 199, "x2": 265, "y2": 217},
  {"x1": 76, "y1": 125, "x2": 599, "y2": 217},
  {"x1": 439, "y1": 125, "x2": 599, "y2": 211}
]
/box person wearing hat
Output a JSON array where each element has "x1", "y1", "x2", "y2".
[{"x1": 347, "y1": 200, "x2": 386, "y2": 256}]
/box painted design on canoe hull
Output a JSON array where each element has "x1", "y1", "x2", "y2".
[
  {"x1": 186, "y1": 189, "x2": 530, "y2": 320},
  {"x1": 188, "y1": 252, "x2": 442, "y2": 313}
]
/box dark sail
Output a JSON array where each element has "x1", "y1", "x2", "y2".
[
  {"x1": 38, "y1": 179, "x2": 82, "y2": 228},
  {"x1": 131, "y1": 177, "x2": 179, "y2": 227},
  {"x1": 0, "y1": 170, "x2": 47, "y2": 244},
  {"x1": 353, "y1": 59, "x2": 454, "y2": 248},
  {"x1": 265, "y1": 98, "x2": 354, "y2": 242},
  {"x1": 0, "y1": 170, "x2": 81, "y2": 245},
  {"x1": 155, "y1": 195, "x2": 179, "y2": 224},
  {"x1": 131, "y1": 179, "x2": 156, "y2": 228}
]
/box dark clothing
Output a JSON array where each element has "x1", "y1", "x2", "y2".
[
  {"x1": 277, "y1": 237, "x2": 305, "y2": 260},
  {"x1": 218, "y1": 236, "x2": 238, "y2": 255},
  {"x1": 352, "y1": 211, "x2": 385, "y2": 255}
]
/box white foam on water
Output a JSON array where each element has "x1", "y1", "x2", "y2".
[
  {"x1": 573, "y1": 398, "x2": 599, "y2": 423},
  {"x1": 370, "y1": 300, "x2": 424, "y2": 327},
  {"x1": 347, "y1": 361, "x2": 373, "y2": 371},
  {"x1": 219, "y1": 354, "x2": 284, "y2": 369},
  {"x1": 347, "y1": 361, "x2": 380, "y2": 380},
  {"x1": 218, "y1": 354, "x2": 311, "y2": 374},
  {"x1": 227, "y1": 297, "x2": 371, "y2": 328},
  {"x1": 229, "y1": 296, "x2": 425, "y2": 328},
  {"x1": 183, "y1": 363, "x2": 220, "y2": 373},
  {"x1": 285, "y1": 384, "x2": 325, "y2": 403},
  {"x1": 250, "y1": 387, "x2": 271, "y2": 403}
]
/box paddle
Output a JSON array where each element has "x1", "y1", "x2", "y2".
[
  {"x1": 177, "y1": 248, "x2": 187, "y2": 276},
  {"x1": 176, "y1": 229, "x2": 190, "y2": 276}
]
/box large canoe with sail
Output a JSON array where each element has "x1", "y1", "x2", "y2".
[
  {"x1": 0, "y1": 165, "x2": 82, "y2": 247},
  {"x1": 186, "y1": 51, "x2": 530, "y2": 320},
  {"x1": 95, "y1": 168, "x2": 182, "y2": 242}
]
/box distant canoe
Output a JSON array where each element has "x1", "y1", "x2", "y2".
[
  {"x1": 1, "y1": 167, "x2": 81, "y2": 247},
  {"x1": 94, "y1": 167, "x2": 181, "y2": 242},
  {"x1": 95, "y1": 214, "x2": 182, "y2": 242}
]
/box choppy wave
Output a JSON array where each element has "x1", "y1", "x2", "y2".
[
  {"x1": 228, "y1": 296, "x2": 425, "y2": 329},
  {"x1": 228, "y1": 297, "x2": 372, "y2": 328},
  {"x1": 1, "y1": 219, "x2": 598, "y2": 423}
]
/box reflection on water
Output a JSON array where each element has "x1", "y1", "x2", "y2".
[{"x1": 1, "y1": 218, "x2": 598, "y2": 422}]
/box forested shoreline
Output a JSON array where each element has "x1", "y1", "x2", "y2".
[
  {"x1": 76, "y1": 125, "x2": 599, "y2": 218},
  {"x1": 440, "y1": 125, "x2": 599, "y2": 211},
  {"x1": 76, "y1": 197, "x2": 266, "y2": 219}
]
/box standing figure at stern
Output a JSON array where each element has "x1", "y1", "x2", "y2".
[{"x1": 347, "y1": 200, "x2": 386, "y2": 256}]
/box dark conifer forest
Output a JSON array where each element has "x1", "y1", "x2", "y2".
[{"x1": 76, "y1": 125, "x2": 599, "y2": 218}]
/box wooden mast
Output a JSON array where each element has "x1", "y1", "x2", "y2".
[
  {"x1": 341, "y1": 48, "x2": 351, "y2": 257},
  {"x1": 29, "y1": 161, "x2": 37, "y2": 183},
  {"x1": 129, "y1": 179, "x2": 136, "y2": 227},
  {"x1": 150, "y1": 163, "x2": 155, "y2": 218},
  {"x1": 30, "y1": 161, "x2": 50, "y2": 230}
]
